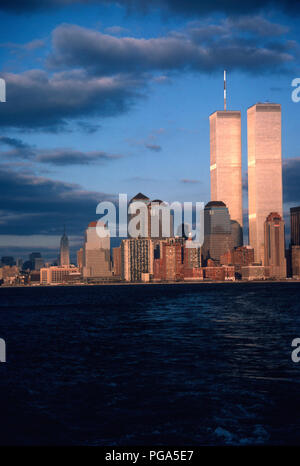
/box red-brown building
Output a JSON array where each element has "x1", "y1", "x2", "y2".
[{"x1": 113, "y1": 246, "x2": 122, "y2": 278}]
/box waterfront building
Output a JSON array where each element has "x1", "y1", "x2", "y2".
[
  {"x1": 153, "y1": 239, "x2": 183, "y2": 281},
  {"x1": 247, "y1": 103, "x2": 283, "y2": 263},
  {"x1": 113, "y1": 246, "x2": 122, "y2": 278},
  {"x1": 291, "y1": 206, "x2": 300, "y2": 246},
  {"x1": 77, "y1": 248, "x2": 83, "y2": 272},
  {"x1": 121, "y1": 238, "x2": 153, "y2": 282},
  {"x1": 220, "y1": 246, "x2": 254, "y2": 266},
  {"x1": 83, "y1": 221, "x2": 112, "y2": 279},
  {"x1": 202, "y1": 201, "x2": 233, "y2": 262},
  {"x1": 264, "y1": 212, "x2": 286, "y2": 279},
  {"x1": 291, "y1": 246, "x2": 300, "y2": 278},
  {"x1": 40, "y1": 265, "x2": 80, "y2": 285},
  {"x1": 241, "y1": 265, "x2": 269, "y2": 281}
]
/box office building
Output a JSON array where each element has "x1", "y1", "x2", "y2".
[
  {"x1": 121, "y1": 238, "x2": 153, "y2": 282},
  {"x1": 202, "y1": 201, "x2": 233, "y2": 262},
  {"x1": 60, "y1": 227, "x2": 70, "y2": 266},
  {"x1": 290, "y1": 206, "x2": 300, "y2": 246},
  {"x1": 113, "y1": 246, "x2": 122, "y2": 277},
  {"x1": 209, "y1": 110, "x2": 243, "y2": 233},
  {"x1": 264, "y1": 212, "x2": 286, "y2": 279},
  {"x1": 40, "y1": 265, "x2": 80, "y2": 285},
  {"x1": 247, "y1": 103, "x2": 283, "y2": 263},
  {"x1": 291, "y1": 246, "x2": 300, "y2": 278},
  {"x1": 77, "y1": 247, "x2": 83, "y2": 272},
  {"x1": 128, "y1": 193, "x2": 150, "y2": 238},
  {"x1": 83, "y1": 221, "x2": 112, "y2": 279}
]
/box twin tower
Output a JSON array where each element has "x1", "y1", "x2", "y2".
[{"x1": 209, "y1": 87, "x2": 283, "y2": 264}]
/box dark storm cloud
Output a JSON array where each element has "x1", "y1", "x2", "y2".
[
  {"x1": 0, "y1": 69, "x2": 143, "y2": 130},
  {"x1": 0, "y1": 0, "x2": 298, "y2": 16},
  {"x1": 0, "y1": 166, "x2": 115, "y2": 235},
  {"x1": 0, "y1": 15, "x2": 295, "y2": 131},
  {"x1": 0, "y1": 136, "x2": 35, "y2": 158},
  {"x1": 0, "y1": 137, "x2": 122, "y2": 165},
  {"x1": 282, "y1": 158, "x2": 300, "y2": 203},
  {"x1": 36, "y1": 148, "x2": 122, "y2": 165},
  {"x1": 47, "y1": 23, "x2": 294, "y2": 76}
]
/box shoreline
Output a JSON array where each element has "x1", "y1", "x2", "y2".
[{"x1": 1, "y1": 279, "x2": 300, "y2": 289}]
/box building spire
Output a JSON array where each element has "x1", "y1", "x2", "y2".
[{"x1": 224, "y1": 70, "x2": 227, "y2": 111}]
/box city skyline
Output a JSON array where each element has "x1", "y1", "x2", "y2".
[{"x1": 0, "y1": 1, "x2": 299, "y2": 260}]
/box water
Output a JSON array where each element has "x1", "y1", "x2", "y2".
[{"x1": 0, "y1": 282, "x2": 300, "y2": 445}]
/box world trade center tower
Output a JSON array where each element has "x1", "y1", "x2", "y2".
[
  {"x1": 209, "y1": 110, "x2": 243, "y2": 236},
  {"x1": 247, "y1": 103, "x2": 283, "y2": 264}
]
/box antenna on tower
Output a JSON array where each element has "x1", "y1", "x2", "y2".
[{"x1": 224, "y1": 70, "x2": 227, "y2": 111}]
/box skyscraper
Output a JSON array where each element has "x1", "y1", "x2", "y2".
[
  {"x1": 121, "y1": 238, "x2": 153, "y2": 282},
  {"x1": 83, "y1": 221, "x2": 111, "y2": 279},
  {"x1": 209, "y1": 110, "x2": 243, "y2": 233},
  {"x1": 247, "y1": 103, "x2": 283, "y2": 263},
  {"x1": 59, "y1": 227, "x2": 70, "y2": 266},
  {"x1": 290, "y1": 206, "x2": 300, "y2": 278},
  {"x1": 202, "y1": 201, "x2": 233, "y2": 262},
  {"x1": 264, "y1": 212, "x2": 286, "y2": 279},
  {"x1": 290, "y1": 206, "x2": 300, "y2": 246}
]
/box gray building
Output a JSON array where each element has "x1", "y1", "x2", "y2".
[
  {"x1": 202, "y1": 201, "x2": 234, "y2": 262},
  {"x1": 59, "y1": 227, "x2": 70, "y2": 266}
]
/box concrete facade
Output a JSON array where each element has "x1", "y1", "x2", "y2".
[
  {"x1": 247, "y1": 103, "x2": 283, "y2": 263},
  {"x1": 210, "y1": 110, "x2": 243, "y2": 230},
  {"x1": 264, "y1": 212, "x2": 286, "y2": 279}
]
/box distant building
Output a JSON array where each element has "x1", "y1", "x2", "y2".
[
  {"x1": 247, "y1": 103, "x2": 283, "y2": 264},
  {"x1": 29, "y1": 252, "x2": 42, "y2": 270},
  {"x1": 77, "y1": 247, "x2": 83, "y2": 272},
  {"x1": 112, "y1": 246, "x2": 122, "y2": 278},
  {"x1": 34, "y1": 257, "x2": 44, "y2": 271},
  {"x1": 1, "y1": 256, "x2": 15, "y2": 267},
  {"x1": 242, "y1": 265, "x2": 269, "y2": 281},
  {"x1": 153, "y1": 239, "x2": 183, "y2": 281},
  {"x1": 203, "y1": 265, "x2": 235, "y2": 281},
  {"x1": 60, "y1": 227, "x2": 70, "y2": 266},
  {"x1": 290, "y1": 207, "x2": 300, "y2": 278},
  {"x1": 83, "y1": 221, "x2": 111, "y2": 279},
  {"x1": 202, "y1": 201, "x2": 233, "y2": 262},
  {"x1": 291, "y1": 246, "x2": 300, "y2": 278},
  {"x1": 0, "y1": 265, "x2": 19, "y2": 285},
  {"x1": 264, "y1": 212, "x2": 286, "y2": 279},
  {"x1": 121, "y1": 238, "x2": 153, "y2": 282},
  {"x1": 290, "y1": 206, "x2": 300, "y2": 246},
  {"x1": 128, "y1": 193, "x2": 150, "y2": 238},
  {"x1": 220, "y1": 245, "x2": 254, "y2": 266},
  {"x1": 40, "y1": 265, "x2": 80, "y2": 285},
  {"x1": 148, "y1": 199, "x2": 173, "y2": 239}
]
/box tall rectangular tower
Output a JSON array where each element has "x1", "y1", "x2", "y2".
[
  {"x1": 247, "y1": 103, "x2": 283, "y2": 263},
  {"x1": 209, "y1": 110, "x2": 243, "y2": 230},
  {"x1": 290, "y1": 206, "x2": 300, "y2": 246}
]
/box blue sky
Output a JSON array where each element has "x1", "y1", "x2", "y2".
[{"x1": 0, "y1": 0, "x2": 299, "y2": 259}]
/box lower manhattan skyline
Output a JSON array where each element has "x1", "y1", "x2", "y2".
[
  {"x1": 0, "y1": 1, "x2": 300, "y2": 261},
  {"x1": 2, "y1": 0, "x2": 300, "y2": 452}
]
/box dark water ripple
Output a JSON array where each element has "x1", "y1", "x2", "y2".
[{"x1": 0, "y1": 282, "x2": 300, "y2": 445}]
